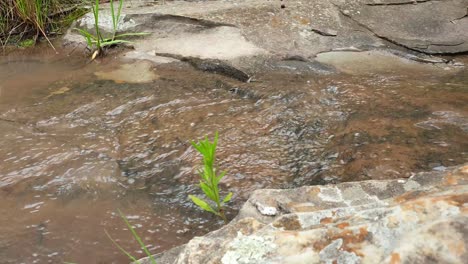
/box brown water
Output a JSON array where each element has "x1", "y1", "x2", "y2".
[{"x1": 0, "y1": 49, "x2": 467, "y2": 263}]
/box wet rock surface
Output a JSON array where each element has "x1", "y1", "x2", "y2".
[{"x1": 144, "y1": 165, "x2": 468, "y2": 264}]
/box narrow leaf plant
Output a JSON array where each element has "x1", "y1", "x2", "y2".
[
  {"x1": 75, "y1": 0, "x2": 149, "y2": 59},
  {"x1": 189, "y1": 132, "x2": 232, "y2": 223},
  {"x1": 105, "y1": 209, "x2": 157, "y2": 264}
]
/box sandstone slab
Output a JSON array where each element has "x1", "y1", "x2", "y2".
[
  {"x1": 139, "y1": 164, "x2": 468, "y2": 264},
  {"x1": 65, "y1": 0, "x2": 468, "y2": 65}
]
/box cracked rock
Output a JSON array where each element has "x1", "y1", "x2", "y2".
[{"x1": 339, "y1": 0, "x2": 468, "y2": 54}]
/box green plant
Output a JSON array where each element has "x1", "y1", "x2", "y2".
[
  {"x1": 105, "y1": 209, "x2": 157, "y2": 264},
  {"x1": 1, "y1": 0, "x2": 55, "y2": 49},
  {"x1": 75, "y1": 0, "x2": 149, "y2": 59},
  {"x1": 189, "y1": 132, "x2": 233, "y2": 223},
  {"x1": 19, "y1": 38, "x2": 35, "y2": 47},
  {"x1": 1, "y1": 0, "x2": 84, "y2": 48}
]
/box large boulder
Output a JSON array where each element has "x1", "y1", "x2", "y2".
[{"x1": 139, "y1": 164, "x2": 468, "y2": 263}]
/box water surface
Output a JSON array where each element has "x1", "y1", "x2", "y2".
[{"x1": 0, "y1": 50, "x2": 467, "y2": 263}]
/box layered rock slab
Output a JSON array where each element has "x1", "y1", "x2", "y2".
[
  {"x1": 139, "y1": 165, "x2": 468, "y2": 264},
  {"x1": 66, "y1": 0, "x2": 468, "y2": 62},
  {"x1": 339, "y1": 0, "x2": 468, "y2": 54}
]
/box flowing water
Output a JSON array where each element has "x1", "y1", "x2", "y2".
[{"x1": 0, "y1": 49, "x2": 467, "y2": 263}]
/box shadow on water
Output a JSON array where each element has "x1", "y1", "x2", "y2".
[{"x1": 0, "y1": 49, "x2": 467, "y2": 263}]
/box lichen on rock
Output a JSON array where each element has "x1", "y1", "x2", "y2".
[{"x1": 141, "y1": 164, "x2": 468, "y2": 264}]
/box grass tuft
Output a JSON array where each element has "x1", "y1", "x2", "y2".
[
  {"x1": 0, "y1": 0, "x2": 85, "y2": 47},
  {"x1": 75, "y1": 0, "x2": 149, "y2": 59}
]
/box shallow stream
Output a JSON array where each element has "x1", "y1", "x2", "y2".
[{"x1": 0, "y1": 48, "x2": 467, "y2": 263}]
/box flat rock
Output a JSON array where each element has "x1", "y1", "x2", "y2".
[
  {"x1": 65, "y1": 11, "x2": 266, "y2": 62},
  {"x1": 141, "y1": 164, "x2": 468, "y2": 264},
  {"x1": 95, "y1": 60, "x2": 159, "y2": 83},
  {"x1": 149, "y1": 26, "x2": 265, "y2": 60},
  {"x1": 65, "y1": 0, "x2": 468, "y2": 67},
  {"x1": 338, "y1": 0, "x2": 468, "y2": 54},
  {"x1": 315, "y1": 50, "x2": 460, "y2": 75}
]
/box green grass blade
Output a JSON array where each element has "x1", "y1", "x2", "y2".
[
  {"x1": 117, "y1": 0, "x2": 124, "y2": 31},
  {"x1": 85, "y1": 35, "x2": 92, "y2": 47},
  {"x1": 75, "y1": 28, "x2": 98, "y2": 40},
  {"x1": 117, "y1": 209, "x2": 157, "y2": 264},
  {"x1": 110, "y1": 0, "x2": 116, "y2": 32},
  {"x1": 93, "y1": 0, "x2": 101, "y2": 46},
  {"x1": 189, "y1": 195, "x2": 217, "y2": 215},
  {"x1": 104, "y1": 229, "x2": 141, "y2": 264},
  {"x1": 115, "y1": 32, "x2": 151, "y2": 38},
  {"x1": 74, "y1": 28, "x2": 98, "y2": 48},
  {"x1": 100, "y1": 39, "x2": 131, "y2": 47}
]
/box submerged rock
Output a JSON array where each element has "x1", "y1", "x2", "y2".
[
  {"x1": 94, "y1": 60, "x2": 159, "y2": 83},
  {"x1": 139, "y1": 164, "x2": 468, "y2": 264}
]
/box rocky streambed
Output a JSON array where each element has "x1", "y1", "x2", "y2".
[{"x1": 0, "y1": 0, "x2": 467, "y2": 263}]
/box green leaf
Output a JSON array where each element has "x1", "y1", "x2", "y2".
[
  {"x1": 75, "y1": 28, "x2": 95, "y2": 39},
  {"x1": 211, "y1": 181, "x2": 219, "y2": 201},
  {"x1": 117, "y1": 209, "x2": 157, "y2": 264},
  {"x1": 110, "y1": 0, "x2": 115, "y2": 30},
  {"x1": 92, "y1": 0, "x2": 102, "y2": 45},
  {"x1": 115, "y1": 32, "x2": 151, "y2": 38},
  {"x1": 104, "y1": 229, "x2": 140, "y2": 263},
  {"x1": 215, "y1": 170, "x2": 227, "y2": 184},
  {"x1": 200, "y1": 182, "x2": 216, "y2": 201},
  {"x1": 75, "y1": 28, "x2": 97, "y2": 48},
  {"x1": 222, "y1": 192, "x2": 233, "y2": 204},
  {"x1": 189, "y1": 195, "x2": 217, "y2": 214},
  {"x1": 117, "y1": 0, "x2": 124, "y2": 31},
  {"x1": 191, "y1": 141, "x2": 202, "y2": 153},
  {"x1": 100, "y1": 39, "x2": 131, "y2": 47}
]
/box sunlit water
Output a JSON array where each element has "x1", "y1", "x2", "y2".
[{"x1": 0, "y1": 49, "x2": 467, "y2": 263}]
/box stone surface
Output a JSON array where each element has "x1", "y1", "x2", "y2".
[
  {"x1": 65, "y1": 11, "x2": 266, "y2": 62},
  {"x1": 64, "y1": 0, "x2": 468, "y2": 65},
  {"x1": 315, "y1": 50, "x2": 459, "y2": 75},
  {"x1": 94, "y1": 60, "x2": 159, "y2": 83},
  {"x1": 138, "y1": 164, "x2": 468, "y2": 264},
  {"x1": 338, "y1": 0, "x2": 468, "y2": 54}
]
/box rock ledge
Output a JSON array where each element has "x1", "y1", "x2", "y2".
[{"x1": 139, "y1": 164, "x2": 468, "y2": 264}]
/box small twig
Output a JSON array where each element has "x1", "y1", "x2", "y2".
[
  {"x1": 2, "y1": 21, "x2": 26, "y2": 47},
  {"x1": 35, "y1": 21, "x2": 57, "y2": 53},
  {"x1": 0, "y1": 117, "x2": 16, "y2": 123}
]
